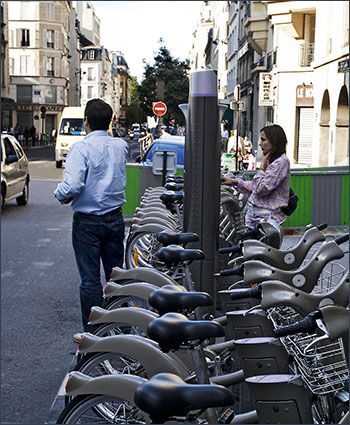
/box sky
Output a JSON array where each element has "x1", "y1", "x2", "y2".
[{"x1": 90, "y1": 1, "x2": 202, "y2": 82}]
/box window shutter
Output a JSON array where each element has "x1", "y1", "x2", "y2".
[
  {"x1": 55, "y1": 58, "x2": 59, "y2": 77},
  {"x1": 16, "y1": 28, "x2": 21, "y2": 47},
  {"x1": 42, "y1": 57, "x2": 47, "y2": 77},
  {"x1": 55, "y1": 30, "x2": 59, "y2": 49},
  {"x1": 42, "y1": 29, "x2": 46, "y2": 48},
  {"x1": 35, "y1": 30, "x2": 40, "y2": 48}
]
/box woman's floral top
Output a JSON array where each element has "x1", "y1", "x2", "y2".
[{"x1": 235, "y1": 154, "x2": 290, "y2": 228}]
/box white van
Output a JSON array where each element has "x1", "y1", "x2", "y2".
[{"x1": 55, "y1": 106, "x2": 85, "y2": 168}]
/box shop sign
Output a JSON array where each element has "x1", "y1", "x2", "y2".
[
  {"x1": 259, "y1": 73, "x2": 273, "y2": 106},
  {"x1": 45, "y1": 105, "x2": 64, "y2": 112},
  {"x1": 338, "y1": 58, "x2": 349, "y2": 73},
  {"x1": 296, "y1": 84, "x2": 314, "y2": 106},
  {"x1": 16, "y1": 104, "x2": 33, "y2": 111}
]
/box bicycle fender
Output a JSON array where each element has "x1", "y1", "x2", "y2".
[
  {"x1": 136, "y1": 211, "x2": 177, "y2": 225},
  {"x1": 110, "y1": 266, "x2": 178, "y2": 287},
  {"x1": 131, "y1": 217, "x2": 176, "y2": 229},
  {"x1": 78, "y1": 334, "x2": 190, "y2": 378},
  {"x1": 65, "y1": 372, "x2": 148, "y2": 415},
  {"x1": 129, "y1": 223, "x2": 173, "y2": 235},
  {"x1": 103, "y1": 282, "x2": 159, "y2": 299},
  {"x1": 88, "y1": 306, "x2": 159, "y2": 332}
]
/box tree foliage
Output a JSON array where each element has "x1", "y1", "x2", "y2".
[
  {"x1": 125, "y1": 76, "x2": 146, "y2": 128},
  {"x1": 139, "y1": 46, "x2": 189, "y2": 127}
]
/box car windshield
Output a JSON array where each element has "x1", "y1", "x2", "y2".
[{"x1": 59, "y1": 119, "x2": 86, "y2": 135}]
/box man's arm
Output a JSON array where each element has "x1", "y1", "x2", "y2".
[{"x1": 54, "y1": 145, "x2": 87, "y2": 203}]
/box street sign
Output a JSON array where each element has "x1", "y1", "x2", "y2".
[{"x1": 153, "y1": 101, "x2": 167, "y2": 116}]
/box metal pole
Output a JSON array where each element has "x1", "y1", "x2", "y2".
[
  {"x1": 235, "y1": 108, "x2": 239, "y2": 170},
  {"x1": 179, "y1": 70, "x2": 227, "y2": 312}
]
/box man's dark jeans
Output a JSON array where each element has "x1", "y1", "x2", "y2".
[{"x1": 72, "y1": 208, "x2": 125, "y2": 332}]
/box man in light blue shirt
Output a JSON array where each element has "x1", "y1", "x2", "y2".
[{"x1": 55, "y1": 99, "x2": 129, "y2": 333}]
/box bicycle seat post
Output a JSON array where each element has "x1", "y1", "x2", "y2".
[{"x1": 191, "y1": 345, "x2": 218, "y2": 424}]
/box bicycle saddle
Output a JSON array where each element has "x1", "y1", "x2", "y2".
[
  {"x1": 147, "y1": 312, "x2": 225, "y2": 352},
  {"x1": 149, "y1": 285, "x2": 213, "y2": 315},
  {"x1": 134, "y1": 373, "x2": 234, "y2": 423},
  {"x1": 164, "y1": 182, "x2": 184, "y2": 191},
  {"x1": 158, "y1": 244, "x2": 205, "y2": 267},
  {"x1": 156, "y1": 231, "x2": 199, "y2": 246},
  {"x1": 160, "y1": 190, "x2": 183, "y2": 204}
]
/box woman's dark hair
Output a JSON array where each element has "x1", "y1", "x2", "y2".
[
  {"x1": 260, "y1": 124, "x2": 287, "y2": 164},
  {"x1": 84, "y1": 99, "x2": 113, "y2": 131}
]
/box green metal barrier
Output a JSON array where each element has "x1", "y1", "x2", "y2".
[{"x1": 123, "y1": 164, "x2": 349, "y2": 227}]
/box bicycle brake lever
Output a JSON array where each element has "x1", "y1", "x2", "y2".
[
  {"x1": 303, "y1": 333, "x2": 329, "y2": 353},
  {"x1": 303, "y1": 318, "x2": 330, "y2": 353}
]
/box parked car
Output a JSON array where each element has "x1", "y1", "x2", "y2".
[{"x1": 1, "y1": 134, "x2": 30, "y2": 208}]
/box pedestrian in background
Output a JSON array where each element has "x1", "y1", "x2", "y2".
[
  {"x1": 54, "y1": 98, "x2": 129, "y2": 335},
  {"x1": 221, "y1": 124, "x2": 290, "y2": 228},
  {"x1": 30, "y1": 125, "x2": 37, "y2": 145},
  {"x1": 221, "y1": 126, "x2": 229, "y2": 152}
]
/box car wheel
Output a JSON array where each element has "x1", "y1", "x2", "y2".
[
  {"x1": 16, "y1": 180, "x2": 29, "y2": 206},
  {"x1": 56, "y1": 160, "x2": 62, "y2": 168}
]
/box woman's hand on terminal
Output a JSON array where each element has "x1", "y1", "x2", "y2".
[{"x1": 221, "y1": 176, "x2": 238, "y2": 186}]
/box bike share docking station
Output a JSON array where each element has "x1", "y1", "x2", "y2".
[{"x1": 180, "y1": 70, "x2": 227, "y2": 311}]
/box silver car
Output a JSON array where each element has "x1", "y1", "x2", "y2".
[{"x1": 1, "y1": 134, "x2": 30, "y2": 208}]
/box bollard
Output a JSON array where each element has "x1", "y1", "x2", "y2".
[{"x1": 179, "y1": 70, "x2": 226, "y2": 311}]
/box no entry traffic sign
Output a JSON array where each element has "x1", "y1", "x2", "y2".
[{"x1": 153, "y1": 101, "x2": 167, "y2": 116}]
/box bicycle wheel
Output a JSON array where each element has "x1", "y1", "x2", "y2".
[
  {"x1": 102, "y1": 296, "x2": 151, "y2": 311},
  {"x1": 57, "y1": 394, "x2": 146, "y2": 424},
  {"x1": 125, "y1": 232, "x2": 165, "y2": 270}
]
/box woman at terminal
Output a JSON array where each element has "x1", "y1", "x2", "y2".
[{"x1": 221, "y1": 124, "x2": 290, "y2": 229}]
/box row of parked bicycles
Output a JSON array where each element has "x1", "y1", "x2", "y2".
[{"x1": 56, "y1": 174, "x2": 349, "y2": 424}]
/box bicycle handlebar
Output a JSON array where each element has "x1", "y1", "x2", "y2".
[
  {"x1": 240, "y1": 228, "x2": 261, "y2": 240},
  {"x1": 218, "y1": 243, "x2": 242, "y2": 254},
  {"x1": 273, "y1": 312, "x2": 319, "y2": 338},
  {"x1": 317, "y1": 223, "x2": 327, "y2": 231},
  {"x1": 335, "y1": 234, "x2": 349, "y2": 245},
  {"x1": 229, "y1": 285, "x2": 262, "y2": 300},
  {"x1": 219, "y1": 264, "x2": 244, "y2": 277}
]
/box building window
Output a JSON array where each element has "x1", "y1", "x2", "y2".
[
  {"x1": 47, "y1": 29, "x2": 54, "y2": 48},
  {"x1": 17, "y1": 85, "x2": 32, "y2": 102},
  {"x1": 87, "y1": 67, "x2": 94, "y2": 80},
  {"x1": 45, "y1": 86, "x2": 57, "y2": 103},
  {"x1": 21, "y1": 29, "x2": 30, "y2": 47},
  {"x1": 87, "y1": 50, "x2": 95, "y2": 60},
  {"x1": 46, "y1": 3, "x2": 54, "y2": 20},
  {"x1": 47, "y1": 57, "x2": 55, "y2": 76},
  {"x1": 20, "y1": 56, "x2": 29, "y2": 75},
  {"x1": 87, "y1": 86, "x2": 93, "y2": 98}
]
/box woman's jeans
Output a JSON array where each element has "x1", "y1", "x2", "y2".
[{"x1": 72, "y1": 208, "x2": 125, "y2": 332}]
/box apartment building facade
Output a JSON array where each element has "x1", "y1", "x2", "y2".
[
  {"x1": 80, "y1": 45, "x2": 121, "y2": 119},
  {"x1": 7, "y1": 1, "x2": 71, "y2": 137},
  {"x1": 1, "y1": 1, "x2": 14, "y2": 131},
  {"x1": 111, "y1": 51, "x2": 131, "y2": 127}
]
